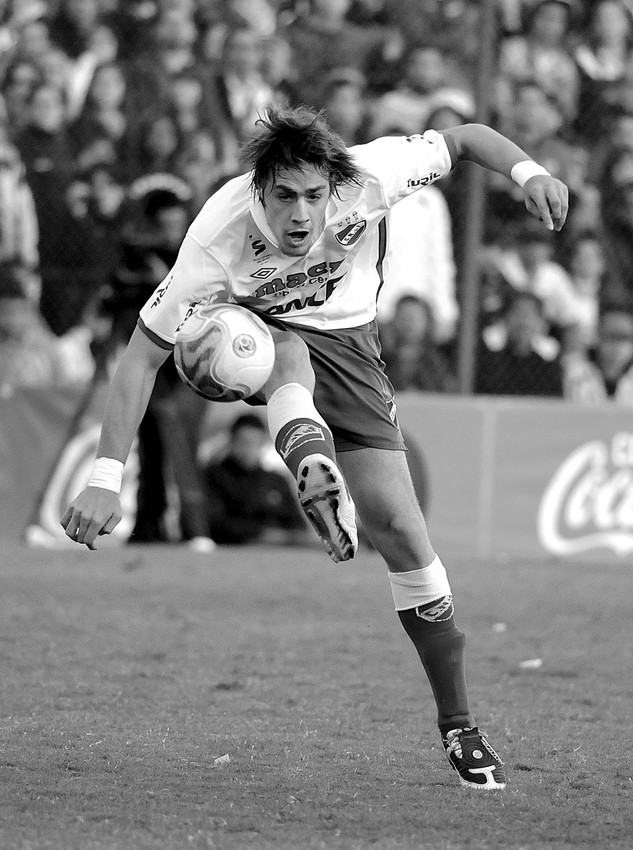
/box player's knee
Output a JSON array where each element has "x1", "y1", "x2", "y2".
[{"x1": 365, "y1": 509, "x2": 424, "y2": 554}]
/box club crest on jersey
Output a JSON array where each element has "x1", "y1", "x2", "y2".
[
  {"x1": 335, "y1": 219, "x2": 366, "y2": 246},
  {"x1": 278, "y1": 423, "x2": 325, "y2": 459},
  {"x1": 250, "y1": 267, "x2": 276, "y2": 280}
]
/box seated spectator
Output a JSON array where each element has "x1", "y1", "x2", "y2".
[
  {"x1": 496, "y1": 0, "x2": 580, "y2": 123},
  {"x1": 0, "y1": 261, "x2": 93, "y2": 395},
  {"x1": 475, "y1": 291, "x2": 565, "y2": 397},
  {"x1": 202, "y1": 413, "x2": 310, "y2": 546},
  {"x1": 564, "y1": 304, "x2": 633, "y2": 403},
  {"x1": 479, "y1": 219, "x2": 582, "y2": 348},
  {"x1": 380, "y1": 295, "x2": 458, "y2": 393},
  {"x1": 563, "y1": 230, "x2": 608, "y2": 352}
]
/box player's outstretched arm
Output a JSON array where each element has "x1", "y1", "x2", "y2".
[
  {"x1": 442, "y1": 123, "x2": 569, "y2": 232},
  {"x1": 60, "y1": 327, "x2": 171, "y2": 549}
]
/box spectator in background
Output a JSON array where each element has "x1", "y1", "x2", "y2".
[
  {"x1": 496, "y1": 0, "x2": 580, "y2": 123},
  {"x1": 2, "y1": 59, "x2": 41, "y2": 136},
  {"x1": 111, "y1": 187, "x2": 211, "y2": 548},
  {"x1": 284, "y1": 0, "x2": 395, "y2": 107},
  {"x1": 564, "y1": 304, "x2": 633, "y2": 403},
  {"x1": 424, "y1": 90, "x2": 476, "y2": 288},
  {"x1": 128, "y1": 110, "x2": 185, "y2": 181},
  {"x1": 260, "y1": 32, "x2": 302, "y2": 108},
  {"x1": 380, "y1": 295, "x2": 458, "y2": 393},
  {"x1": 0, "y1": 94, "x2": 39, "y2": 284},
  {"x1": 202, "y1": 413, "x2": 310, "y2": 546},
  {"x1": 573, "y1": 0, "x2": 633, "y2": 149},
  {"x1": 205, "y1": 25, "x2": 279, "y2": 171},
  {"x1": 0, "y1": 261, "x2": 93, "y2": 395},
  {"x1": 16, "y1": 82, "x2": 95, "y2": 337},
  {"x1": 598, "y1": 144, "x2": 633, "y2": 310},
  {"x1": 370, "y1": 44, "x2": 467, "y2": 138},
  {"x1": 125, "y1": 5, "x2": 207, "y2": 127},
  {"x1": 490, "y1": 79, "x2": 591, "y2": 244},
  {"x1": 563, "y1": 230, "x2": 608, "y2": 352},
  {"x1": 63, "y1": 23, "x2": 121, "y2": 122},
  {"x1": 378, "y1": 142, "x2": 459, "y2": 344},
  {"x1": 70, "y1": 60, "x2": 133, "y2": 178},
  {"x1": 475, "y1": 290, "x2": 565, "y2": 397},
  {"x1": 66, "y1": 161, "x2": 127, "y2": 314},
  {"x1": 321, "y1": 68, "x2": 370, "y2": 146},
  {"x1": 479, "y1": 220, "x2": 582, "y2": 351},
  {"x1": 48, "y1": 0, "x2": 103, "y2": 62}
]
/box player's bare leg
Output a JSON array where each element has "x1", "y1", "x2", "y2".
[
  {"x1": 339, "y1": 447, "x2": 506, "y2": 789},
  {"x1": 262, "y1": 329, "x2": 357, "y2": 562}
]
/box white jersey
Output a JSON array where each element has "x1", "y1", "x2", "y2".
[{"x1": 138, "y1": 131, "x2": 455, "y2": 347}]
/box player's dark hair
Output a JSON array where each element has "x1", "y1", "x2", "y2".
[{"x1": 241, "y1": 106, "x2": 364, "y2": 201}]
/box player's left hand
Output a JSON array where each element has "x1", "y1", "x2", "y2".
[{"x1": 522, "y1": 174, "x2": 569, "y2": 232}]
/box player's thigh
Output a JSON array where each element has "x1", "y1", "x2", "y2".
[
  {"x1": 262, "y1": 326, "x2": 315, "y2": 396},
  {"x1": 338, "y1": 447, "x2": 435, "y2": 565}
]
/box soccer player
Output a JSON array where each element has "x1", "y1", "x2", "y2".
[{"x1": 61, "y1": 106, "x2": 568, "y2": 790}]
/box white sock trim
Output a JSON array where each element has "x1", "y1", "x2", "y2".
[
  {"x1": 266, "y1": 382, "x2": 329, "y2": 443},
  {"x1": 388, "y1": 555, "x2": 452, "y2": 611}
]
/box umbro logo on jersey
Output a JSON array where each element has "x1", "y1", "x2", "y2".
[
  {"x1": 250, "y1": 267, "x2": 276, "y2": 280},
  {"x1": 335, "y1": 219, "x2": 366, "y2": 246},
  {"x1": 278, "y1": 423, "x2": 325, "y2": 459}
]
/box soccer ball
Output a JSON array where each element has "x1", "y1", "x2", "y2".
[{"x1": 174, "y1": 304, "x2": 275, "y2": 402}]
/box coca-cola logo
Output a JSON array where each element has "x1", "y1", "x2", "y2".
[{"x1": 537, "y1": 433, "x2": 633, "y2": 557}]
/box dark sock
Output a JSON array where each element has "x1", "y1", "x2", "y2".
[
  {"x1": 275, "y1": 417, "x2": 336, "y2": 479},
  {"x1": 398, "y1": 597, "x2": 473, "y2": 736}
]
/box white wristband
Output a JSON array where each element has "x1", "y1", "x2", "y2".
[
  {"x1": 510, "y1": 160, "x2": 550, "y2": 188},
  {"x1": 87, "y1": 457, "x2": 124, "y2": 493}
]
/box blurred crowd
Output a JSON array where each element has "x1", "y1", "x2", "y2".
[{"x1": 0, "y1": 0, "x2": 632, "y2": 405}]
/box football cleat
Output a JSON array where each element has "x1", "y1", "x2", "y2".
[
  {"x1": 297, "y1": 453, "x2": 358, "y2": 563},
  {"x1": 443, "y1": 727, "x2": 507, "y2": 790}
]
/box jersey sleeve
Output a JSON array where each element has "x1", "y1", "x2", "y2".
[
  {"x1": 351, "y1": 130, "x2": 456, "y2": 209},
  {"x1": 137, "y1": 234, "x2": 228, "y2": 348}
]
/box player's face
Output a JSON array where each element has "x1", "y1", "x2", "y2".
[{"x1": 263, "y1": 165, "x2": 331, "y2": 257}]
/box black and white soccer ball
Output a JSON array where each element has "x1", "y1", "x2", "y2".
[{"x1": 174, "y1": 304, "x2": 275, "y2": 402}]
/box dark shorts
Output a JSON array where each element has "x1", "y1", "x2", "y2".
[{"x1": 253, "y1": 314, "x2": 406, "y2": 453}]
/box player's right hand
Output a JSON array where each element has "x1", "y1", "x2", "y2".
[{"x1": 60, "y1": 487, "x2": 123, "y2": 550}]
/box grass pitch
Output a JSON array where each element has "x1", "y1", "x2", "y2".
[{"x1": 1, "y1": 541, "x2": 632, "y2": 849}]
